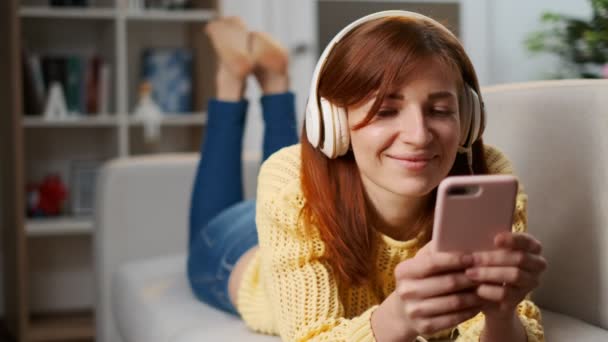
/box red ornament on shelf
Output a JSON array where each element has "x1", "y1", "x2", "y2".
[{"x1": 36, "y1": 174, "x2": 69, "y2": 216}]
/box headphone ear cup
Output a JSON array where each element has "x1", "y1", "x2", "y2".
[
  {"x1": 334, "y1": 106, "x2": 350, "y2": 157},
  {"x1": 467, "y1": 87, "x2": 482, "y2": 146},
  {"x1": 305, "y1": 98, "x2": 322, "y2": 148},
  {"x1": 319, "y1": 97, "x2": 337, "y2": 158},
  {"x1": 459, "y1": 87, "x2": 473, "y2": 147}
]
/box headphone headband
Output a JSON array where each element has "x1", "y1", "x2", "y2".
[
  {"x1": 305, "y1": 10, "x2": 484, "y2": 164},
  {"x1": 307, "y1": 11, "x2": 455, "y2": 118}
]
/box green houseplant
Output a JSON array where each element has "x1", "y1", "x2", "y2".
[{"x1": 525, "y1": 0, "x2": 608, "y2": 78}]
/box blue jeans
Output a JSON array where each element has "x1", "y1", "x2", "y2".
[{"x1": 187, "y1": 93, "x2": 298, "y2": 315}]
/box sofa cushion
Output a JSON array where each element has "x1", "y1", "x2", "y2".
[
  {"x1": 114, "y1": 255, "x2": 608, "y2": 342},
  {"x1": 113, "y1": 254, "x2": 277, "y2": 342},
  {"x1": 542, "y1": 310, "x2": 608, "y2": 342}
]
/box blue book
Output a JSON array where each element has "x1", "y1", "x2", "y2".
[
  {"x1": 66, "y1": 55, "x2": 84, "y2": 114},
  {"x1": 141, "y1": 48, "x2": 193, "y2": 113}
]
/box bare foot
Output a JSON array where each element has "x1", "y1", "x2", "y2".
[
  {"x1": 205, "y1": 17, "x2": 254, "y2": 78},
  {"x1": 205, "y1": 17, "x2": 254, "y2": 100},
  {"x1": 250, "y1": 31, "x2": 290, "y2": 94}
]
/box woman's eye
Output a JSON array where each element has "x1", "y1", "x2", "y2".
[
  {"x1": 430, "y1": 108, "x2": 455, "y2": 117},
  {"x1": 376, "y1": 109, "x2": 398, "y2": 117}
]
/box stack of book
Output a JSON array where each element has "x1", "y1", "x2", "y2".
[{"x1": 22, "y1": 50, "x2": 111, "y2": 116}]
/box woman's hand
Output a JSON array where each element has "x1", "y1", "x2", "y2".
[
  {"x1": 389, "y1": 244, "x2": 484, "y2": 338},
  {"x1": 465, "y1": 232, "x2": 547, "y2": 320}
]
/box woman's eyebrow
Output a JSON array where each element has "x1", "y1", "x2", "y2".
[
  {"x1": 385, "y1": 91, "x2": 457, "y2": 101},
  {"x1": 428, "y1": 91, "x2": 457, "y2": 101}
]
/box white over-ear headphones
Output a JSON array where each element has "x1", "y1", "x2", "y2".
[{"x1": 305, "y1": 10, "x2": 485, "y2": 164}]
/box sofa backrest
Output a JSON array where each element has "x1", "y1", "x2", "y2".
[
  {"x1": 481, "y1": 79, "x2": 608, "y2": 329},
  {"x1": 94, "y1": 152, "x2": 260, "y2": 342}
]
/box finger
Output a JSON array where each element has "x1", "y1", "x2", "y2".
[
  {"x1": 476, "y1": 283, "x2": 527, "y2": 304},
  {"x1": 472, "y1": 250, "x2": 547, "y2": 273},
  {"x1": 397, "y1": 272, "x2": 478, "y2": 300},
  {"x1": 495, "y1": 232, "x2": 542, "y2": 254},
  {"x1": 396, "y1": 252, "x2": 473, "y2": 279},
  {"x1": 405, "y1": 292, "x2": 483, "y2": 318},
  {"x1": 414, "y1": 307, "x2": 482, "y2": 336},
  {"x1": 466, "y1": 266, "x2": 538, "y2": 289}
]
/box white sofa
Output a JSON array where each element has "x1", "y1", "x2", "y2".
[{"x1": 95, "y1": 79, "x2": 608, "y2": 342}]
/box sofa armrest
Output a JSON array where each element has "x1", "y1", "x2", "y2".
[
  {"x1": 94, "y1": 152, "x2": 260, "y2": 342},
  {"x1": 482, "y1": 79, "x2": 608, "y2": 330}
]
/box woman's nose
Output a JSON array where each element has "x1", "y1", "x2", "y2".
[{"x1": 398, "y1": 107, "x2": 433, "y2": 147}]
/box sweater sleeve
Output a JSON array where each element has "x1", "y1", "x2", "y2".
[
  {"x1": 253, "y1": 145, "x2": 378, "y2": 342},
  {"x1": 453, "y1": 145, "x2": 545, "y2": 342}
]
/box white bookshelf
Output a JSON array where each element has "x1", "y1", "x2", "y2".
[{"x1": 12, "y1": 1, "x2": 219, "y2": 340}]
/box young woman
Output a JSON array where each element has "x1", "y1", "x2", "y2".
[{"x1": 188, "y1": 12, "x2": 546, "y2": 342}]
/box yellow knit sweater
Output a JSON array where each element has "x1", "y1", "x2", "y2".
[{"x1": 236, "y1": 144, "x2": 544, "y2": 342}]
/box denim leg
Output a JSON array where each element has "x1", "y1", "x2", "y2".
[
  {"x1": 187, "y1": 93, "x2": 297, "y2": 314},
  {"x1": 187, "y1": 200, "x2": 258, "y2": 315},
  {"x1": 260, "y1": 92, "x2": 299, "y2": 162},
  {"x1": 189, "y1": 99, "x2": 248, "y2": 249}
]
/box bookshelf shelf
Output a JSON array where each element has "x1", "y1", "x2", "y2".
[
  {"x1": 124, "y1": 9, "x2": 216, "y2": 22},
  {"x1": 22, "y1": 115, "x2": 119, "y2": 128},
  {"x1": 19, "y1": 7, "x2": 217, "y2": 22},
  {"x1": 19, "y1": 6, "x2": 115, "y2": 19},
  {"x1": 128, "y1": 112, "x2": 208, "y2": 126},
  {"x1": 26, "y1": 217, "x2": 93, "y2": 237}
]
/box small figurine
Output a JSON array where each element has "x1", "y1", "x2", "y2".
[
  {"x1": 43, "y1": 82, "x2": 71, "y2": 121},
  {"x1": 133, "y1": 80, "x2": 163, "y2": 143},
  {"x1": 26, "y1": 174, "x2": 69, "y2": 217}
]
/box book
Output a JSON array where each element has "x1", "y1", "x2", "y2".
[
  {"x1": 98, "y1": 62, "x2": 111, "y2": 115},
  {"x1": 50, "y1": 0, "x2": 90, "y2": 6},
  {"x1": 65, "y1": 55, "x2": 84, "y2": 114},
  {"x1": 30, "y1": 55, "x2": 46, "y2": 111},
  {"x1": 85, "y1": 56, "x2": 101, "y2": 114},
  {"x1": 22, "y1": 49, "x2": 45, "y2": 115},
  {"x1": 42, "y1": 56, "x2": 67, "y2": 99},
  {"x1": 144, "y1": 0, "x2": 191, "y2": 9}
]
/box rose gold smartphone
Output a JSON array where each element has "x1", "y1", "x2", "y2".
[{"x1": 430, "y1": 175, "x2": 518, "y2": 253}]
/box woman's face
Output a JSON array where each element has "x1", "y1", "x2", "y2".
[{"x1": 348, "y1": 59, "x2": 461, "y2": 201}]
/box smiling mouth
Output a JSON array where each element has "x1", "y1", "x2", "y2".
[{"x1": 386, "y1": 154, "x2": 437, "y2": 171}]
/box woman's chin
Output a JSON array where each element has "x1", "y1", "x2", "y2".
[{"x1": 391, "y1": 180, "x2": 437, "y2": 198}]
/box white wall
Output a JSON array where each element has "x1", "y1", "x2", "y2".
[
  {"x1": 486, "y1": 0, "x2": 591, "y2": 85},
  {"x1": 226, "y1": 0, "x2": 594, "y2": 158},
  {"x1": 222, "y1": 0, "x2": 317, "y2": 155}
]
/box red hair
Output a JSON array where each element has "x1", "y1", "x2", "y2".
[{"x1": 300, "y1": 16, "x2": 489, "y2": 286}]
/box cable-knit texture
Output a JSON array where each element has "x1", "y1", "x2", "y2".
[{"x1": 236, "y1": 144, "x2": 544, "y2": 341}]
